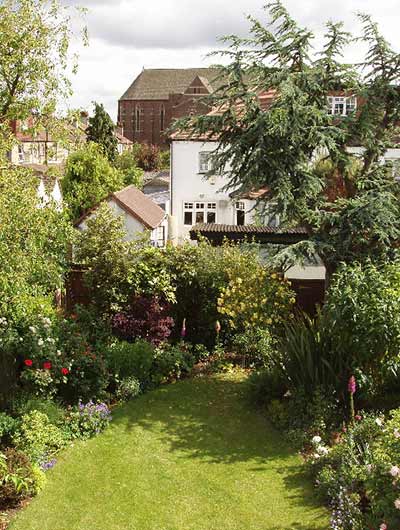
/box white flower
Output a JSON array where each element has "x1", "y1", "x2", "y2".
[
  {"x1": 42, "y1": 317, "x2": 51, "y2": 326},
  {"x1": 394, "y1": 498, "x2": 400, "y2": 510},
  {"x1": 29, "y1": 326, "x2": 36, "y2": 334},
  {"x1": 394, "y1": 429, "x2": 400, "y2": 439},
  {"x1": 390, "y1": 465, "x2": 400, "y2": 478},
  {"x1": 57, "y1": 350, "x2": 62, "y2": 357},
  {"x1": 376, "y1": 418, "x2": 384, "y2": 427},
  {"x1": 317, "y1": 445, "x2": 329, "y2": 456},
  {"x1": 284, "y1": 390, "x2": 292, "y2": 398},
  {"x1": 46, "y1": 337, "x2": 55, "y2": 344},
  {"x1": 313, "y1": 453, "x2": 320, "y2": 460},
  {"x1": 37, "y1": 338, "x2": 44, "y2": 346},
  {"x1": 366, "y1": 464, "x2": 372, "y2": 473},
  {"x1": 312, "y1": 435, "x2": 322, "y2": 445}
]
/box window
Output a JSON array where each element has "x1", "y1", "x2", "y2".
[
  {"x1": 327, "y1": 96, "x2": 357, "y2": 116},
  {"x1": 235, "y1": 201, "x2": 245, "y2": 226},
  {"x1": 135, "y1": 106, "x2": 143, "y2": 132},
  {"x1": 199, "y1": 151, "x2": 213, "y2": 173},
  {"x1": 183, "y1": 201, "x2": 217, "y2": 225},
  {"x1": 151, "y1": 226, "x2": 165, "y2": 248},
  {"x1": 18, "y1": 145, "x2": 25, "y2": 163},
  {"x1": 160, "y1": 105, "x2": 165, "y2": 131}
]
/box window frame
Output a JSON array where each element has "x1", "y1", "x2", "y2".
[
  {"x1": 198, "y1": 151, "x2": 213, "y2": 174},
  {"x1": 183, "y1": 201, "x2": 217, "y2": 226},
  {"x1": 327, "y1": 95, "x2": 357, "y2": 116}
]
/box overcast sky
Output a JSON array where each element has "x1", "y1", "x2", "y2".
[{"x1": 67, "y1": 0, "x2": 399, "y2": 121}]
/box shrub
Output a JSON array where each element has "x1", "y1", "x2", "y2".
[
  {"x1": 309, "y1": 412, "x2": 400, "y2": 529},
  {"x1": 231, "y1": 328, "x2": 277, "y2": 368},
  {"x1": 151, "y1": 343, "x2": 195, "y2": 385},
  {"x1": 246, "y1": 367, "x2": 287, "y2": 407},
  {"x1": 114, "y1": 150, "x2": 144, "y2": 188},
  {"x1": 65, "y1": 402, "x2": 112, "y2": 440},
  {"x1": 325, "y1": 259, "x2": 400, "y2": 383},
  {"x1": 218, "y1": 269, "x2": 294, "y2": 335},
  {"x1": 104, "y1": 339, "x2": 155, "y2": 385},
  {"x1": 112, "y1": 295, "x2": 174, "y2": 346},
  {"x1": 11, "y1": 396, "x2": 65, "y2": 428},
  {"x1": 0, "y1": 413, "x2": 19, "y2": 445},
  {"x1": 0, "y1": 448, "x2": 45, "y2": 509},
  {"x1": 133, "y1": 143, "x2": 161, "y2": 172},
  {"x1": 116, "y1": 377, "x2": 141, "y2": 401},
  {"x1": 12, "y1": 411, "x2": 67, "y2": 464}
]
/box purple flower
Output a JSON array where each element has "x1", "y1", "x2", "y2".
[{"x1": 40, "y1": 458, "x2": 57, "y2": 471}]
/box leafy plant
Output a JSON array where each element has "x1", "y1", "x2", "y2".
[
  {"x1": 0, "y1": 413, "x2": 19, "y2": 445},
  {"x1": 104, "y1": 339, "x2": 155, "y2": 385},
  {"x1": 0, "y1": 448, "x2": 45, "y2": 509},
  {"x1": 86, "y1": 102, "x2": 118, "y2": 162},
  {"x1": 65, "y1": 401, "x2": 112, "y2": 440},
  {"x1": 116, "y1": 376, "x2": 141, "y2": 402},
  {"x1": 231, "y1": 328, "x2": 277, "y2": 368}
]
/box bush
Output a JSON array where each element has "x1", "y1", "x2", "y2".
[
  {"x1": 309, "y1": 411, "x2": 400, "y2": 529},
  {"x1": 246, "y1": 367, "x2": 287, "y2": 407},
  {"x1": 325, "y1": 259, "x2": 400, "y2": 384},
  {"x1": 12, "y1": 411, "x2": 67, "y2": 464},
  {"x1": 114, "y1": 150, "x2": 144, "y2": 188},
  {"x1": 0, "y1": 448, "x2": 45, "y2": 509},
  {"x1": 116, "y1": 377, "x2": 141, "y2": 401},
  {"x1": 65, "y1": 402, "x2": 112, "y2": 440},
  {"x1": 232, "y1": 328, "x2": 277, "y2": 368},
  {"x1": 112, "y1": 295, "x2": 174, "y2": 346},
  {"x1": 151, "y1": 343, "x2": 195, "y2": 385},
  {"x1": 0, "y1": 413, "x2": 19, "y2": 445},
  {"x1": 104, "y1": 339, "x2": 155, "y2": 385}
]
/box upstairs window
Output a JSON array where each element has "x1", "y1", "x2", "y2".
[
  {"x1": 235, "y1": 201, "x2": 245, "y2": 226},
  {"x1": 183, "y1": 201, "x2": 217, "y2": 225},
  {"x1": 327, "y1": 96, "x2": 357, "y2": 116},
  {"x1": 199, "y1": 151, "x2": 213, "y2": 173}
]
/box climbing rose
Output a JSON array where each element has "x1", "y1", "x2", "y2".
[
  {"x1": 24, "y1": 359, "x2": 33, "y2": 367},
  {"x1": 43, "y1": 361, "x2": 52, "y2": 370},
  {"x1": 348, "y1": 375, "x2": 356, "y2": 394},
  {"x1": 61, "y1": 368, "x2": 69, "y2": 375}
]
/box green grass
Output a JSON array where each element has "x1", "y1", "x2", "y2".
[{"x1": 10, "y1": 374, "x2": 329, "y2": 530}]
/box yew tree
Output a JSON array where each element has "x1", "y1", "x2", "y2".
[{"x1": 177, "y1": 1, "x2": 400, "y2": 278}]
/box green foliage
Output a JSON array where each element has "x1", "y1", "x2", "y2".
[
  {"x1": 86, "y1": 102, "x2": 118, "y2": 162},
  {"x1": 0, "y1": 413, "x2": 19, "y2": 444},
  {"x1": 310, "y1": 411, "x2": 400, "y2": 529},
  {"x1": 0, "y1": 0, "x2": 86, "y2": 125},
  {"x1": 0, "y1": 448, "x2": 45, "y2": 509},
  {"x1": 13, "y1": 411, "x2": 66, "y2": 463},
  {"x1": 74, "y1": 204, "x2": 175, "y2": 315},
  {"x1": 158, "y1": 149, "x2": 170, "y2": 170},
  {"x1": 246, "y1": 367, "x2": 286, "y2": 407},
  {"x1": 175, "y1": 2, "x2": 400, "y2": 273},
  {"x1": 114, "y1": 150, "x2": 144, "y2": 188},
  {"x1": 64, "y1": 402, "x2": 111, "y2": 440},
  {"x1": 133, "y1": 143, "x2": 161, "y2": 172},
  {"x1": 104, "y1": 340, "x2": 155, "y2": 385},
  {"x1": 325, "y1": 259, "x2": 400, "y2": 379},
  {"x1": 116, "y1": 376, "x2": 141, "y2": 402},
  {"x1": 11, "y1": 396, "x2": 65, "y2": 427},
  {"x1": 232, "y1": 328, "x2": 277, "y2": 368},
  {"x1": 62, "y1": 142, "x2": 125, "y2": 220},
  {"x1": 151, "y1": 343, "x2": 195, "y2": 385}
]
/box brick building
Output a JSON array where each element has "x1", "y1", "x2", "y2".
[{"x1": 118, "y1": 68, "x2": 222, "y2": 147}]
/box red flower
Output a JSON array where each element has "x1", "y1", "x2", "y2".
[
  {"x1": 61, "y1": 367, "x2": 69, "y2": 375},
  {"x1": 24, "y1": 359, "x2": 33, "y2": 367},
  {"x1": 43, "y1": 361, "x2": 52, "y2": 370}
]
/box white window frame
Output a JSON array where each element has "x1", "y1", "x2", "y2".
[
  {"x1": 150, "y1": 225, "x2": 165, "y2": 248},
  {"x1": 183, "y1": 201, "x2": 217, "y2": 226},
  {"x1": 327, "y1": 96, "x2": 357, "y2": 116},
  {"x1": 18, "y1": 144, "x2": 25, "y2": 163},
  {"x1": 198, "y1": 151, "x2": 213, "y2": 173}
]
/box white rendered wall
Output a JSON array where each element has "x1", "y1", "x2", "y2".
[{"x1": 171, "y1": 140, "x2": 258, "y2": 241}]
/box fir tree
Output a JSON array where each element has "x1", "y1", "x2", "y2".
[
  {"x1": 175, "y1": 1, "x2": 400, "y2": 282},
  {"x1": 86, "y1": 102, "x2": 118, "y2": 162}
]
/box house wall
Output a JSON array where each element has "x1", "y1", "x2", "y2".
[
  {"x1": 10, "y1": 141, "x2": 69, "y2": 166},
  {"x1": 171, "y1": 140, "x2": 259, "y2": 242}
]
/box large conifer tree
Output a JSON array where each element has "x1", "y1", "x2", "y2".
[{"x1": 86, "y1": 102, "x2": 118, "y2": 162}]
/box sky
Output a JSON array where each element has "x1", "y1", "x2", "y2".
[{"x1": 66, "y1": 0, "x2": 399, "y2": 121}]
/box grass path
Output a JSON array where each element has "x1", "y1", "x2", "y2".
[{"x1": 10, "y1": 374, "x2": 328, "y2": 530}]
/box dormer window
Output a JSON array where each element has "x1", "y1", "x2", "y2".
[{"x1": 327, "y1": 96, "x2": 357, "y2": 116}]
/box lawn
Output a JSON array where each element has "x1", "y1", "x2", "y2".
[{"x1": 9, "y1": 374, "x2": 328, "y2": 530}]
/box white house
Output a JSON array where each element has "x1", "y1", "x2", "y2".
[{"x1": 76, "y1": 185, "x2": 168, "y2": 248}]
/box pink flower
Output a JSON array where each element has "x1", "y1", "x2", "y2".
[
  {"x1": 380, "y1": 523, "x2": 387, "y2": 530},
  {"x1": 355, "y1": 414, "x2": 362, "y2": 421},
  {"x1": 215, "y1": 320, "x2": 221, "y2": 333},
  {"x1": 390, "y1": 465, "x2": 400, "y2": 478},
  {"x1": 181, "y1": 318, "x2": 186, "y2": 339},
  {"x1": 348, "y1": 375, "x2": 356, "y2": 394}
]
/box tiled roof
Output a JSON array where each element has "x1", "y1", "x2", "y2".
[
  {"x1": 190, "y1": 223, "x2": 307, "y2": 235},
  {"x1": 120, "y1": 68, "x2": 223, "y2": 101},
  {"x1": 76, "y1": 185, "x2": 165, "y2": 230},
  {"x1": 113, "y1": 185, "x2": 165, "y2": 229}
]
